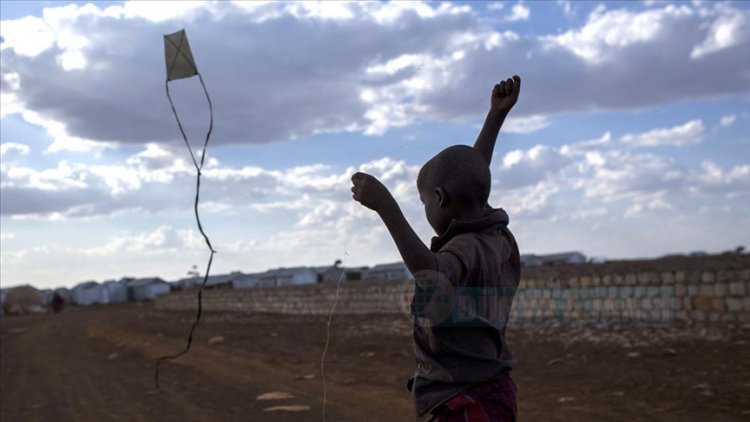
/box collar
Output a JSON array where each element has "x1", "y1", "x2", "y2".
[{"x1": 430, "y1": 207, "x2": 510, "y2": 252}]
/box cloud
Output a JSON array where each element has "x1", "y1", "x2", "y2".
[
  {"x1": 620, "y1": 119, "x2": 704, "y2": 147},
  {"x1": 720, "y1": 113, "x2": 737, "y2": 126},
  {"x1": 496, "y1": 145, "x2": 573, "y2": 190},
  {"x1": 506, "y1": 3, "x2": 531, "y2": 22},
  {"x1": 691, "y1": 5, "x2": 748, "y2": 59},
  {"x1": 502, "y1": 114, "x2": 550, "y2": 134},
  {"x1": 0, "y1": 142, "x2": 30, "y2": 161},
  {"x1": 1, "y1": 2, "x2": 748, "y2": 152}
]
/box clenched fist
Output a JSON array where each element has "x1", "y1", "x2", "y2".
[
  {"x1": 351, "y1": 172, "x2": 395, "y2": 213},
  {"x1": 491, "y1": 75, "x2": 521, "y2": 115}
]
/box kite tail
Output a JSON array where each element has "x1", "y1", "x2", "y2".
[{"x1": 155, "y1": 74, "x2": 215, "y2": 390}]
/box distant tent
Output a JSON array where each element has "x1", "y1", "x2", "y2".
[
  {"x1": 126, "y1": 278, "x2": 170, "y2": 301},
  {"x1": 102, "y1": 280, "x2": 128, "y2": 304},
  {"x1": 71, "y1": 281, "x2": 108, "y2": 306},
  {"x1": 2, "y1": 285, "x2": 45, "y2": 315}
]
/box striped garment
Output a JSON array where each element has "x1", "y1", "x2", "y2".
[{"x1": 429, "y1": 375, "x2": 517, "y2": 422}]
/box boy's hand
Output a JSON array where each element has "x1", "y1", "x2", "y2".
[
  {"x1": 491, "y1": 75, "x2": 521, "y2": 115},
  {"x1": 351, "y1": 172, "x2": 395, "y2": 213}
]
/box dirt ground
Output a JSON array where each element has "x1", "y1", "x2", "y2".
[{"x1": 1, "y1": 304, "x2": 749, "y2": 421}]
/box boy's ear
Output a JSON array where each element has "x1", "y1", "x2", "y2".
[{"x1": 434, "y1": 187, "x2": 448, "y2": 208}]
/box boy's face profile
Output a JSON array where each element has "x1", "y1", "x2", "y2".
[{"x1": 419, "y1": 185, "x2": 451, "y2": 236}]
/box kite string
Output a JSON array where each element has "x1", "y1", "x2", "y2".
[
  {"x1": 320, "y1": 204, "x2": 361, "y2": 421},
  {"x1": 155, "y1": 73, "x2": 215, "y2": 389},
  {"x1": 319, "y1": 94, "x2": 487, "y2": 420}
]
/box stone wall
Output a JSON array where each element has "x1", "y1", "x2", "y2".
[{"x1": 156, "y1": 254, "x2": 750, "y2": 325}]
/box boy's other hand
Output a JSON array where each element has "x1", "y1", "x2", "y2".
[
  {"x1": 491, "y1": 74, "x2": 521, "y2": 115},
  {"x1": 351, "y1": 172, "x2": 394, "y2": 213}
]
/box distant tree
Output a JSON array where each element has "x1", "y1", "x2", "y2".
[
  {"x1": 333, "y1": 259, "x2": 342, "y2": 268},
  {"x1": 187, "y1": 264, "x2": 200, "y2": 278},
  {"x1": 736, "y1": 245, "x2": 746, "y2": 254}
]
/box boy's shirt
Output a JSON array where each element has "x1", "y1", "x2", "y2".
[{"x1": 409, "y1": 207, "x2": 521, "y2": 419}]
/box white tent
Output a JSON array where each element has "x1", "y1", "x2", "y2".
[
  {"x1": 102, "y1": 280, "x2": 128, "y2": 304},
  {"x1": 71, "y1": 281, "x2": 108, "y2": 306},
  {"x1": 127, "y1": 278, "x2": 170, "y2": 301}
]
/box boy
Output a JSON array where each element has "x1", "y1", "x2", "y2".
[{"x1": 351, "y1": 75, "x2": 522, "y2": 421}]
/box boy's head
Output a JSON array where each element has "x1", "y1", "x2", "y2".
[{"x1": 417, "y1": 145, "x2": 491, "y2": 235}]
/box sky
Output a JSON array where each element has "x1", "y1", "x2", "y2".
[{"x1": 1, "y1": 0, "x2": 749, "y2": 290}]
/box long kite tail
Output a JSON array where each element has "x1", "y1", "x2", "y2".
[{"x1": 154, "y1": 70, "x2": 215, "y2": 390}]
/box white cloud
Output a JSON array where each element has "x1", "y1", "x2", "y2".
[
  {"x1": 0, "y1": 142, "x2": 30, "y2": 161},
  {"x1": 487, "y1": 3, "x2": 505, "y2": 12},
  {"x1": 720, "y1": 113, "x2": 737, "y2": 126},
  {"x1": 621, "y1": 119, "x2": 704, "y2": 147},
  {"x1": 691, "y1": 6, "x2": 748, "y2": 59},
  {"x1": 506, "y1": 3, "x2": 531, "y2": 22},
  {"x1": 542, "y1": 5, "x2": 686, "y2": 63},
  {"x1": 1, "y1": 1, "x2": 747, "y2": 151},
  {"x1": 503, "y1": 115, "x2": 550, "y2": 134}
]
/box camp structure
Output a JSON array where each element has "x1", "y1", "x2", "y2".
[
  {"x1": 126, "y1": 277, "x2": 170, "y2": 301},
  {"x1": 71, "y1": 281, "x2": 108, "y2": 306},
  {"x1": 102, "y1": 280, "x2": 128, "y2": 304},
  {"x1": 252, "y1": 267, "x2": 320, "y2": 287},
  {"x1": 2, "y1": 285, "x2": 45, "y2": 315},
  {"x1": 362, "y1": 262, "x2": 412, "y2": 282}
]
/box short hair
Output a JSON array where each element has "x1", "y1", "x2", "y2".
[{"x1": 417, "y1": 145, "x2": 491, "y2": 205}]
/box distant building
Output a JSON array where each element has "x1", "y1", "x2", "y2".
[
  {"x1": 318, "y1": 266, "x2": 367, "y2": 283},
  {"x1": 126, "y1": 277, "x2": 170, "y2": 301},
  {"x1": 71, "y1": 281, "x2": 108, "y2": 306},
  {"x1": 102, "y1": 280, "x2": 128, "y2": 304},
  {"x1": 539, "y1": 252, "x2": 587, "y2": 266},
  {"x1": 520, "y1": 254, "x2": 543, "y2": 267},
  {"x1": 362, "y1": 262, "x2": 412, "y2": 282},
  {"x1": 252, "y1": 267, "x2": 320, "y2": 288},
  {"x1": 521, "y1": 252, "x2": 587, "y2": 267}
]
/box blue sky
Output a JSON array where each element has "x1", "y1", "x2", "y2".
[{"x1": 1, "y1": 1, "x2": 749, "y2": 290}]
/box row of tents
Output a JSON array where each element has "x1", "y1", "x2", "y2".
[
  {"x1": 1, "y1": 277, "x2": 171, "y2": 316},
  {"x1": 0, "y1": 262, "x2": 414, "y2": 316}
]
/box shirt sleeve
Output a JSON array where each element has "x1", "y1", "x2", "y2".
[{"x1": 436, "y1": 234, "x2": 477, "y2": 288}]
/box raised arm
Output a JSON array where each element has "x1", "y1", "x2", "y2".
[
  {"x1": 351, "y1": 172, "x2": 436, "y2": 273},
  {"x1": 473, "y1": 75, "x2": 521, "y2": 165}
]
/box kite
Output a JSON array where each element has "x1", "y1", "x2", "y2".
[{"x1": 155, "y1": 29, "x2": 215, "y2": 389}]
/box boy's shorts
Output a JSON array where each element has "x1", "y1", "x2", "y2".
[{"x1": 429, "y1": 374, "x2": 517, "y2": 422}]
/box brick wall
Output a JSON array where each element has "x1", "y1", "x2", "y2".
[{"x1": 156, "y1": 254, "x2": 750, "y2": 325}]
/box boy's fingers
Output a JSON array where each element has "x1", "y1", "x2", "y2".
[{"x1": 513, "y1": 75, "x2": 521, "y2": 92}]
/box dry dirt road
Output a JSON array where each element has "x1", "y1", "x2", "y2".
[{"x1": 1, "y1": 304, "x2": 749, "y2": 421}]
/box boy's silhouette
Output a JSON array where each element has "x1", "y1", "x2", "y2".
[{"x1": 351, "y1": 75, "x2": 522, "y2": 421}]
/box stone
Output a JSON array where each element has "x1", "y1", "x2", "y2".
[
  {"x1": 661, "y1": 272, "x2": 675, "y2": 284},
  {"x1": 674, "y1": 271, "x2": 686, "y2": 283},
  {"x1": 256, "y1": 391, "x2": 294, "y2": 400},
  {"x1": 712, "y1": 298, "x2": 726, "y2": 312},
  {"x1": 714, "y1": 283, "x2": 728, "y2": 297},
  {"x1": 684, "y1": 297, "x2": 693, "y2": 311},
  {"x1": 687, "y1": 271, "x2": 701, "y2": 284},
  {"x1": 207, "y1": 335, "x2": 225, "y2": 345},
  {"x1": 699, "y1": 285, "x2": 714, "y2": 296},
  {"x1": 743, "y1": 297, "x2": 750, "y2": 312},
  {"x1": 675, "y1": 284, "x2": 686, "y2": 297},
  {"x1": 691, "y1": 310, "x2": 706, "y2": 322},
  {"x1": 693, "y1": 297, "x2": 713, "y2": 311},
  {"x1": 688, "y1": 285, "x2": 699, "y2": 296},
  {"x1": 726, "y1": 298, "x2": 743, "y2": 312},
  {"x1": 701, "y1": 272, "x2": 715, "y2": 283},
  {"x1": 729, "y1": 282, "x2": 746, "y2": 296},
  {"x1": 624, "y1": 274, "x2": 636, "y2": 285}
]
